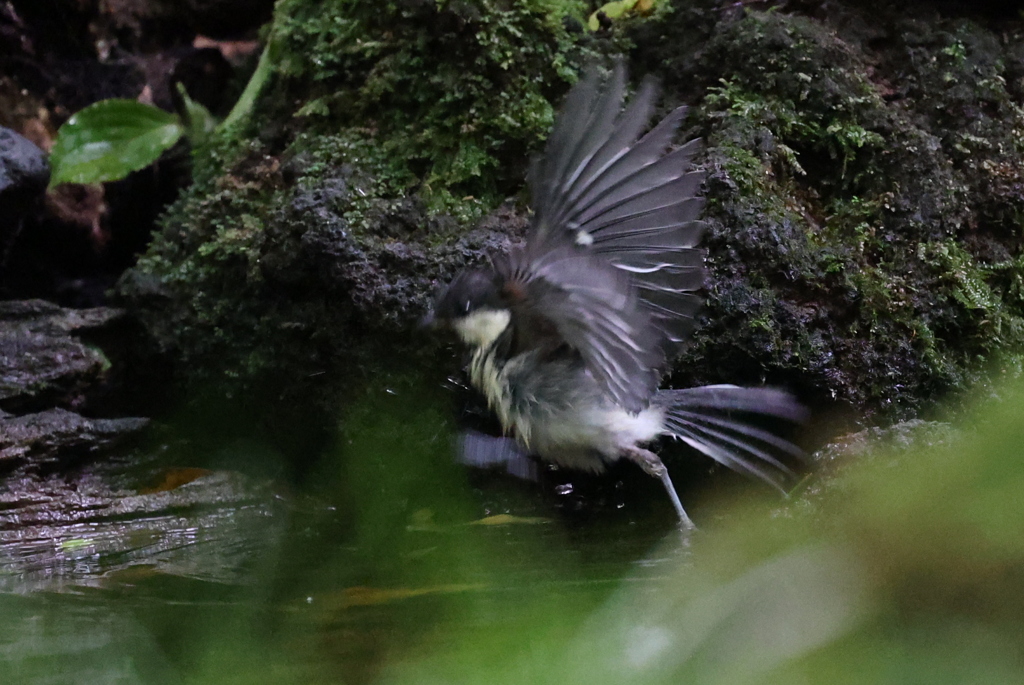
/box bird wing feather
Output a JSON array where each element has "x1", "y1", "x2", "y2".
[
  {"x1": 495, "y1": 246, "x2": 663, "y2": 413},
  {"x1": 526, "y1": 63, "x2": 707, "y2": 364}
]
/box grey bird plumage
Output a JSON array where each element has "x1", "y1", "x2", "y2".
[{"x1": 427, "y1": 65, "x2": 807, "y2": 527}]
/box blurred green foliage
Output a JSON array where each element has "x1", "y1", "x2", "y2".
[{"x1": 370, "y1": 380, "x2": 1024, "y2": 685}]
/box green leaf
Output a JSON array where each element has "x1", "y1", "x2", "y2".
[
  {"x1": 296, "y1": 97, "x2": 330, "y2": 117},
  {"x1": 49, "y1": 99, "x2": 184, "y2": 187},
  {"x1": 587, "y1": 0, "x2": 641, "y2": 30},
  {"x1": 176, "y1": 83, "x2": 218, "y2": 146}
]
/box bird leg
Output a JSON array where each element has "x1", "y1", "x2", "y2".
[{"x1": 622, "y1": 446, "x2": 696, "y2": 530}]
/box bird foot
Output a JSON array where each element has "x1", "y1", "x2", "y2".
[
  {"x1": 622, "y1": 447, "x2": 696, "y2": 530},
  {"x1": 623, "y1": 446, "x2": 667, "y2": 477}
]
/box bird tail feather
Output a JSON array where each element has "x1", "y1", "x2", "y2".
[{"x1": 657, "y1": 385, "x2": 808, "y2": 493}]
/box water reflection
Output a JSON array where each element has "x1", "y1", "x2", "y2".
[
  {"x1": 0, "y1": 467, "x2": 284, "y2": 593},
  {"x1": 0, "y1": 595, "x2": 177, "y2": 683}
]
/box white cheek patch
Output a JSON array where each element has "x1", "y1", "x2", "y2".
[{"x1": 454, "y1": 309, "x2": 511, "y2": 348}]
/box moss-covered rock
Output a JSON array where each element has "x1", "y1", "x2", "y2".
[
  {"x1": 268, "y1": 0, "x2": 597, "y2": 211},
  {"x1": 634, "y1": 1, "x2": 1024, "y2": 420},
  {"x1": 117, "y1": 0, "x2": 595, "y2": 434},
  {"x1": 119, "y1": 0, "x2": 1024, "y2": 441}
]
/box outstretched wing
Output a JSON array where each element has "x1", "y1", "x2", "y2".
[
  {"x1": 527, "y1": 64, "x2": 706, "y2": 357},
  {"x1": 495, "y1": 246, "x2": 664, "y2": 414}
]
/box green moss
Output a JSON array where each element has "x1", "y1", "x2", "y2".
[
  {"x1": 636, "y1": 5, "x2": 1024, "y2": 420},
  {"x1": 267, "y1": 0, "x2": 595, "y2": 212},
  {"x1": 698, "y1": 12, "x2": 890, "y2": 195}
]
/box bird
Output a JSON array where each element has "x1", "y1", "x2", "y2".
[{"x1": 424, "y1": 64, "x2": 807, "y2": 527}]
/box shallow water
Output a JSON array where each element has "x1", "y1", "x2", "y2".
[
  {"x1": 0, "y1": 382, "x2": 704, "y2": 684},
  {"x1": 0, "y1": 517, "x2": 689, "y2": 684}
]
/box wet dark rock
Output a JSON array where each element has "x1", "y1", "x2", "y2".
[
  {"x1": 0, "y1": 299, "x2": 125, "y2": 413},
  {"x1": 0, "y1": 461, "x2": 281, "y2": 590},
  {"x1": 0, "y1": 127, "x2": 48, "y2": 193},
  {"x1": 268, "y1": 183, "x2": 523, "y2": 326},
  {"x1": 117, "y1": 161, "x2": 527, "y2": 434},
  {"x1": 0, "y1": 127, "x2": 49, "y2": 269},
  {"x1": 0, "y1": 408, "x2": 149, "y2": 466},
  {"x1": 793, "y1": 418, "x2": 960, "y2": 512},
  {"x1": 0, "y1": 298, "x2": 150, "y2": 470},
  {"x1": 812, "y1": 418, "x2": 960, "y2": 469}
]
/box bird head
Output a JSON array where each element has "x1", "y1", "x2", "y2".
[{"x1": 423, "y1": 269, "x2": 510, "y2": 348}]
